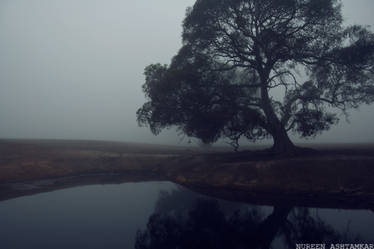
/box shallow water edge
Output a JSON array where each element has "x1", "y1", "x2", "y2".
[{"x1": 1, "y1": 173, "x2": 374, "y2": 211}]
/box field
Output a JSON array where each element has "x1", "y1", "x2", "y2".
[{"x1": 0, "y1": 139, "x2": 374, "y2": 209}]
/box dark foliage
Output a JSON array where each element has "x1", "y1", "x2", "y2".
[
  {"x1": 135, "y1": 189, "x2": 366, "y2": 249},
  {"x1": 137, "y1": 0, "x2": 374, "y2": 152}
]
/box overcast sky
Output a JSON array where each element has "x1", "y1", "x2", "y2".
[{"x1": 0, "y1": 0, "x2": 373, "y2": 145}]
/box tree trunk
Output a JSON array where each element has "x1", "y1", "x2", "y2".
[
  {"x1": 258, "y1": 68, "x2": 298, "y2": 154},
  {"x1": 271, "y1": 125, "x2": 297, "y2": 154},
  {"x1": 259, "y1": 81, "x2": 297, "y2": 154},
  {"x1": 257, "y1": 206, "x2": 292, "y2": 249},
  {"x1": 260, "y1": 91, "x2": 297, "y2": 154}
]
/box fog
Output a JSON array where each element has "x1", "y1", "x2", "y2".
[{"x1": 0, "y1": 0, "x2": 373, "y2": 145}]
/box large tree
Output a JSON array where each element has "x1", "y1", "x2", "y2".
[{"x1": 137, "y1": 0, "x2": 374, "y2": 153}]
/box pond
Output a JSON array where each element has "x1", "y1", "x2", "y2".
[{"x1": 0, "y1": 181, "x2": 373, "y2": 249}]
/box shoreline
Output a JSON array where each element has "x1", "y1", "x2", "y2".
[
  {"x1": 1, "y1": 172, "x2": 373, "y2": 210},
  {"x1": 1, "y1": 139, "x2": 374, "y2": 209}
]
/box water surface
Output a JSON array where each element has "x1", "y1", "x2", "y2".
[{"x1": 0, "y1": 182, "x2": 373, "y2": 249}]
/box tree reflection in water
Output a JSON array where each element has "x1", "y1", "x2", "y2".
[{"x1": 135, "y1": 188, "x2": 366, "y2": 249}]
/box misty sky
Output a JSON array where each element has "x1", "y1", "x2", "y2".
[{"x1": 0, "y1": 0, "x2": 373, "y2": 145}]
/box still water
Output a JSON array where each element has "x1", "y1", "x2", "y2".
[{"x1": 0, "y1": 181, "x2": 373, "y2": 249}]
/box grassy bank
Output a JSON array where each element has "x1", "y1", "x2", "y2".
[{"x1": 1, "y1": 139, "x2": 374, "y2": 208}]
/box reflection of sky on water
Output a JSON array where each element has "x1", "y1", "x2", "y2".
[
  {"x1": 0, "y1": 182, "x2": 373, "y2": 249},
  {"x1": 309, "y1": 208, "x2": 374, "y2": 240},
  {"x1": 0, "y1": 182, "x2": 176, "y2": 249}
]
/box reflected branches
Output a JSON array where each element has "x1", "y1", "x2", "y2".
[{"x1": 135, "y1": 188, "x2": 370, "y2": 249}]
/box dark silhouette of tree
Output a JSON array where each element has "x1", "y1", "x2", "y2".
[
  {"x1": 135, "y1": 198, "x2": 291, "y2": 249},
  {"x1": 137, "y1": 0, "x2": 374, "y2": 153},
  {"x1": 280, "y1": 208, "x2": 367, "y2": 246},
  {"x1": 135, "y1": 189, "x2": 370, "y2": 249}
]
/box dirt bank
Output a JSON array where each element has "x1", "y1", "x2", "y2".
[{"x1": 1, "y1": 139, "x2": 374, "y2": 208}]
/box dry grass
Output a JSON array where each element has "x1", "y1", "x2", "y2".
[{"x1": 1, "y1": 139, "x2": 374, "y2": 208}]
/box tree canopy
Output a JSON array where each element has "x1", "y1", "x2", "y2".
[{"x1": 137, "y1": 0, "x2": 374, "y2": 152}]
